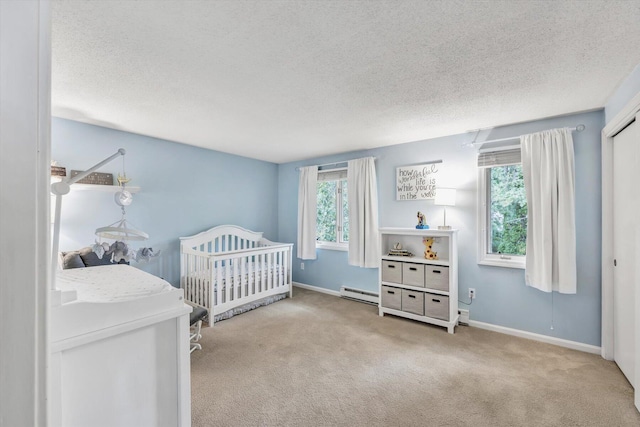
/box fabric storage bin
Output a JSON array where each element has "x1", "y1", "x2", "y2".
[
  {"x1": 381, "y1": 286, "x2": 402, "y2": 310},
  {"x1": 402, "y1": 263, "x2": 425, "y2": 287},
  {"x1": 401, "y1": 289, "x2": 425, "y2": 315},
  {"x1": 381, "y1": 260, "x2": 402, "y2": 283},
  {"x1": 424, "y1": 294, "x2": 449, "y2": 320},
  {"x1": 425, "y1": 265, "x2": 449, "y2": 292}
]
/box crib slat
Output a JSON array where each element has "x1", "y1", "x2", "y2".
[
  {"x1": 197, "y1": 255, "x2": 202, "y2": 307},
  {"x1": 262, "y1": 252, "x2": 267, "y2": 291},
  {"x1": 239, "y1": 255, "x2": 244, "y2": 299},
  {"x1": 268, "y1": 252, "x2": 273, "y2": 290},
  {"x1": 249, "y1": 254, "x2": 255, "y2": 296},
  {"x1": 278, "y1": 250, "x2": 282, "y2": 288},
  {"x1": 216, "y1": 259, "x2": 221, "y2": 307},
  {"x1": 244, "y1": 255, "x2": 248, "y2": 296}
]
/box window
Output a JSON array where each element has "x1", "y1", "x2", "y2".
[
  {"x1": 316, "y1": 168, "x2": 348, "y2": 250},
  {"x1": 477, "y1": 147, "x2": 527, "y2": 268}
]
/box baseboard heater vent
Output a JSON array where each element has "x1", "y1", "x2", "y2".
[
  {"x1": 458, "y1": 309, "x2": 470, "y2": 326},
  {"x1": 340, "y1": 286, "x2": 379, "y2": 305}
]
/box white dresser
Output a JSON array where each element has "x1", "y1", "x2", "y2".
[
  {"x1": 378, "y1": 228, "x2": 459, "y2": 333},
  {"x1": 50, "y1": 265, "x2": 192, "y2": 427}
]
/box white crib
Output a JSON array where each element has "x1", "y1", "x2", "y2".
[{"x1": 180, "y1": 225, "x2": 293, "y2": 322}]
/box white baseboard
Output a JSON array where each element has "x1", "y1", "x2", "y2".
[
  {"x1": 469, "y1": 320, "x2": 601, "y2": 355},
  {"x1": 293, "y1": 282, "x2": 601, "y2": 355},
  {"x1": 293, "y1": 282, "x2": 341, "y2": 297}
]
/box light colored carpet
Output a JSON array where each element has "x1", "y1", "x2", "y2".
[{"x1": 191, "y1": 287, "x2": 640, "y2": 426}]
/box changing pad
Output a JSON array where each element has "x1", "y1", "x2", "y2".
[{"x1": 56, "y1": 264, "x2": 173, "y2": 303}]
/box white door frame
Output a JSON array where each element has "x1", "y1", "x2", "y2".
[
  {"x1": 602, "y1": 90, "x2": 640, "y2": 410},
  {"x1": 0, "y1": 1, "x2": 51, "y2": 425}
]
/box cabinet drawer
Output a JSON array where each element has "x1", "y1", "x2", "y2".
[
  {"x1": 425, "y1": 265, "x2": 449, "y2": 292},
  {"x1": 381, "y1": 260, "x2": 402, "y2": 283},
  {"x1": 424, "y1": 294, "x2": 449, "y2": 320},
  {"x1": 402, "y1": 263, "x2": 425, "y2": 287},
  {"x1": 401, "y1": 289, "x2": 425, "y2": 316},
  {"x1": 381, "y1": 286, "x2": 402, "y2": 310}
]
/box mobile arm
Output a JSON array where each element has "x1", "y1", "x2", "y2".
[{"x1": 50, "y1": 148, "x2": 126, "y2": 289}]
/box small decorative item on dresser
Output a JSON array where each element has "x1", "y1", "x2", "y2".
[
  {"x1": 388, "y1": 242, "x2": 413, "y2": 257},
  {"x1": 416, "y1": 211, "x2": 429, "y2": 229},
  {"x1": 423, "y1": 236, "x2": 438, "y2": 260},
  {"x1": 388, "y1": 249, "x2": 413, "y2": 257}
]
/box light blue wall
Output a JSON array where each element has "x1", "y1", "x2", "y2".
[
  {"x1": 605, "y1": 61, "x2": 640, "y2": 123},
  {"x1": 278, "y1": 110, "x2": 604, "y2": 346},
  {"x1": 52, "y1": 118, "x2": 279, "y2": 287}
]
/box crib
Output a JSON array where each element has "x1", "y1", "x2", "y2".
[{"x1": 180, "y1": 225, "x2": 293, "y2": 322}]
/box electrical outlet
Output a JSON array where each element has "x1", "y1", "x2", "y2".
[
  {"x1": 469, "y1": 288, "x2": 476, "y2": 299},
  {"x1": 300, "y1": 262, "x2": 304, "y2": 270}
]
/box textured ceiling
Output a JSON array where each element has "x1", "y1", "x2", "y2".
[{"x1": 52, "y1": 0, "x2": 640, "y2": 163}]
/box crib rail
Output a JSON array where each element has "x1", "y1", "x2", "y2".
[{"x1": 180, "y1": 241, "x2": 293, "y2": 321}]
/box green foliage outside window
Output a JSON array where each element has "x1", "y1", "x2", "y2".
[
  {"x1": 316, "y1": 179, "x2": 348, "y2": 243},
  {"x1": 489, "y1": 165, "x2": 527, "y2": 256},
  {"x1": 342, "y1": 181, "x2": 349, "y2": 243},
  {"x1": 317, "y1": 181, "x2": 337, "y2": 242}
]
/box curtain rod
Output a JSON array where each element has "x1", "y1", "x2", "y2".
[
  {"x1": 466, "y1": 124, "x2": 585, "y2": 147},
  {"x1": 296, "y1": 156, "x2": 376, "y2": 171}
]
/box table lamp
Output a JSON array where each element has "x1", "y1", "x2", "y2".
[{"x1": 434, "y1": 188, "x2": 456, "y2": 230}]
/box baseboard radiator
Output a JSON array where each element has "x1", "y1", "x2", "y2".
[{"x1": 339, "y1": 286, "x2": 379, "y2": 305}]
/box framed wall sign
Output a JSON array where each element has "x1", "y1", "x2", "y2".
[{"x1": 396, "y1": 161, "x2": 442, "y2": 200}]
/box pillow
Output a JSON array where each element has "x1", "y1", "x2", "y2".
[
  {"x1": 60, "y1": 250, "x2": 85, "y2": 270},
  {"x1": 78, "y1": 246, "x2": 115, "y2": 267}
]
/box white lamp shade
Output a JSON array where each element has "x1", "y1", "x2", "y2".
[{"x1": 434, "y1": 188, "x2": 456, "y2": 206}]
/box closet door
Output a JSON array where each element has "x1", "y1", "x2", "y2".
[{"x1": 613, "y1": 118, "x2": 639, "y2": 386}]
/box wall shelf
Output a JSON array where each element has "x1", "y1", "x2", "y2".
[
  {"x1": 51, "y1": 177, "x2": 140, "y2": 193},
  {"x1": 69, "y1": 184, "x2": 141, "y2": 193}
]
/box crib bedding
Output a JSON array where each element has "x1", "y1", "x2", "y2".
[
  {"x1": 212, "y1": 292, "x2": 288, "y2": 322},
  {"x1": 187, "y1": 262, "x2": 286, "y2": 290},
  {"x1": 56, "y1": 264, "x2": 173, "y2": 302},
  {"x1": 184, "y1": 263, "x2": 287, "y2": 311}
]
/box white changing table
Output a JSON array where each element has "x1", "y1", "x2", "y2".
[{"x1": 50, "y1": 265, "x2": 192, "y2": 427}]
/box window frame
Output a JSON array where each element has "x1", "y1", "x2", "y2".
[
  {"x1": 316, "y1": 168, "x2": 349, "y2": 252},
  {"x1": 477, "y1": 154, "x2": 526, "y2": 269}
]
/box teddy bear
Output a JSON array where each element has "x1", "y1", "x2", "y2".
[
  {"x1": 106, "y1": 240, "x2": 132, "y2": 263},
  {"x1": 422, "y1": 236, "x2": 438, "y2": 260}
]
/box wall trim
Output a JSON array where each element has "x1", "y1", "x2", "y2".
[
  {"x1": 601, "y1": 90, "x2": 640, "y2": 363},
  {"x1": 601, "y1": 90, "x2": 640, "y2": 411},
  {"x1": 603, "y1": 89, "x2": 640, "y2": 136},
  {"x1": 469, "y1": 320, "x2": 601, "y2": 355},
  {"x1": 293, "y1": 282, "x2": 341, "y2": 297},
  {"x1": 0, "y1": 2, "x2": 51, "y2": 425}
]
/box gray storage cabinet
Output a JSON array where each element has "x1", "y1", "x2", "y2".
[{"x1": 378, "y1": 228, "x2": 459, "y2": 334}]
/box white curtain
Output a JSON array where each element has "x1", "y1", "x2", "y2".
[
  {"x1": 297, "y1": 166, "x2": 318, "y2": 260},
  {"x1": 521, "y1": 128, "x2": 576, "y2": 293},
  {"x1": 347, "y1": 157, "x2": 380, "y2": 268}
]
